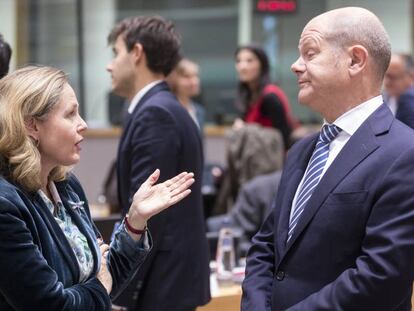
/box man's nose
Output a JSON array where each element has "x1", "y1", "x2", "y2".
[{"x1": 291, "y1": 57, "x2": 304, "y2": 74}]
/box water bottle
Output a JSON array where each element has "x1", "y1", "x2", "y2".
[{"x1": 216, "y1": 227, "x2": 236, "y2": 281}]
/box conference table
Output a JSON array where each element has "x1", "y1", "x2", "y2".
[
  {"x1": 197, "y1": 282, "x2": 241, "y2": 311},
  {"x1": 197, "y1": 283, "x2": 414, "y2": 311}
]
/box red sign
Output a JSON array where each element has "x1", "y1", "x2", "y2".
[{"x1": 256, "y1": 0, "x2": 297, "y2": 13}]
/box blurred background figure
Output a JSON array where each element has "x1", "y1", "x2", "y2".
[
  {"x1": 234, "y1": 43, "x2": 299, "y2": 149},
  {"x1": 167, "y1": 58, "x2": 225, "y2": 220},
  {"x1": 384, "y1": 53, "x2": 414, "y2": 129},
  {"x1": 0, "y1": 33, "x2": 12, "y2": 79},
  {"x1": 167, "y1": 58, "x2": 205, "y2": 132},
  {"x1": 207, "y1": 170, "x2": 282, "y2": 257},
  {"x1": 213, "y1": 44, "x2": 292, "y2": 215}
]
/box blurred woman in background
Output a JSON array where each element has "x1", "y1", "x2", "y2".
[
  {"x1": 167, "y1": 58, "x2": 205, "y2": 133},
  {"x1": 234, "y1": 44, "x2": 298, "y2": 149}
]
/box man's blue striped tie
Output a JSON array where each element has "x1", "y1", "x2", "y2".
[{"x1": 287, "y1": 124, "x2": 342, "y2": 242}]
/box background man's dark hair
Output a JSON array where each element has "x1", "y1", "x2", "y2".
[
  {"x1": 108, "y1": 16, "x2": 181, "y2": 76},
  {"x1": 0, "y1": 34, "x2": 12, "y2": 79}
]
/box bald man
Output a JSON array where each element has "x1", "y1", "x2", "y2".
[
  {"x1": 242, "y1": 7, "x2": 414, "y2": 311},
  {"x1": 384, "y1": 54, "x2": 414, "y2": 129}
]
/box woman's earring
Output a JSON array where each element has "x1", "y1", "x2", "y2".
[{"x1": 31, "y1": 137, "x2": 39, "y2": 148}]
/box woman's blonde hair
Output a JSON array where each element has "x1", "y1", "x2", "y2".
[{"x1": 0, "y1": 65, "x2": 70, "y2": 191}]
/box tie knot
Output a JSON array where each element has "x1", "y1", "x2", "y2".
[{"x1": 319, "y1": 124, "x2": 342, "y2": 144}]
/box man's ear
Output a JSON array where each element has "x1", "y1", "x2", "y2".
[
  {"x1": 25, "y1": 117, "x2": 39, "y2": 141},
  {"x1": 131, "y1": 43, "x2": 144, "y2": 65},
  {"x1": 347, "y1": 45, "x2": 368, "y2": 76}
]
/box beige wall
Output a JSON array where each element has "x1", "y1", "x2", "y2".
[
  {"x1": 75, "y1": 131, "x2": 227, "y2": 204},
  {"x1": 74, "y1": 134, "x2": 119, "y2": 204}
]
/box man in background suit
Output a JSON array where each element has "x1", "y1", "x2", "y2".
[
  {"x1": 384, "y1": 53, "x2": 414, "y2": 129},
  {"x1": 207, "y1": 171, "x2": 282, "y2": 255},
  {"x1": 106, "y1": 16, "x2": 210, "y2": 311},
  {"x1": 242, "y1": 7, "x2": 414, "y2": 311},
  {"x1": 0, "y1": 33, "x2": 12, "y2": 79}
]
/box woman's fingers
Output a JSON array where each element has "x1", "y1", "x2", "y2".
[
  {"x1": 169, "y1": 177, "x2": 195, "y2": 197},
  {"x1": 130, "y1": 170, "x2": 195, "y2": 220},
  {"x1": 168, "y1": 189, "x2": 192, "y2": 206},
  {"x1": 99, "y1": 243, "x2": 110, "y2": 256},
  {"x1": 143, "y1": 169, "x2": 160, "y2": 187},
  {"x1": 165, "y1": 172, "x2": 194, "y2": 193},
  {"x1": 164, "y1": 171, "x2": 192, "y2": 187}
]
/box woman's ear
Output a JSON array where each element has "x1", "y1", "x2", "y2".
[
  {"x1": 348, "y1": 45, "x2": 368, "y2": 76},
  {"x1": 25, "y1": 117, "x2": 39, "y2": 141}
]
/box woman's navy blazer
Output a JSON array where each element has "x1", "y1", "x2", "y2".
[{"x1": 0, "y1": 174, "x2": 150, "y2": 311}]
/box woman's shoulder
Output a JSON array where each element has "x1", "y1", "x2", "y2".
[
  {"x1": 0, "y1": 176, "x2": 25, "y2": 196},
  {"x1": 261, "y1": 84, "x2": 291, "y2": 109},
  {"x1": 64, "y1": 173, "x2": 82, "y2": 188},
  {"x1": 56, "y1": 173, "x2": 88, "y2": 202},
  {"x1": 261, "y1": 88, "x2": 284, "y2": 107},
  {"x1": 0, "y1": 176, "x2": 32, "y2": 208},
  {"x1": 262, "y1": 83, "x2": 287, "y2": 97}
]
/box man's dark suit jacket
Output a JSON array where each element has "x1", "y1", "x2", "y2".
[
  {"x1": 242, "y1": 104, "x2": 414, "y2": 311},
  {"x1": 396, "y1": 86, "x2": 414, "y2": 129},
  {"x1": 116, "y1": 82, "x2": 210, "y2": 310}
]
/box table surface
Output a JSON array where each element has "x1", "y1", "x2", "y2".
[
  {"x1": 197, "y1": 284, "x2": 414, "y2": 311},
  {"x1": 197, "y1": 284, "x2": 241, "y2": 311}
]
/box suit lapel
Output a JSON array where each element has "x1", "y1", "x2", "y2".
[
  {"x1": 117, "y1": 82, "x2": 169, "y2": 154},
  {"x1": 116, "y1": 81, "x2": 170, "y2": 209},
  {"x1": 282, "y1": 104, "x2": 392, "y2": 255},
  {"x1": 130, "y1": 81, "x2": 170, "y2": 119},
  {"x1": 58, "y1": 184, "x2": 100, "y2": 275},
  {"x1": 33, "y1": 194, "x2": 80, "y2": 280},
  {"x1": 276, "y1": 134, "x2": 317, "y2": 256}
]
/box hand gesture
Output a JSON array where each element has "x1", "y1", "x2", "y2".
[
  {"x1": 96, "y1": 239, "x2": 113, "y2": 294},
  {"x1": 232, "y1": 118, "x2": 245, "y2": 130},
  {"x1": 127, "y1": 169, "x2": 195, "y2": 229}
]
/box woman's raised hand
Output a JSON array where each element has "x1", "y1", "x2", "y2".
[{"x1": 126, "y1": 169, "x2": 195, "y2": 231}]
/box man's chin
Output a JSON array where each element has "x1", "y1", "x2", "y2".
[
  {"x1": 111, "y1": 85, "x2": 124, "y2": 97},
  {"x1": 297, "y1": 92, "x2": 312, "y2": 107}
]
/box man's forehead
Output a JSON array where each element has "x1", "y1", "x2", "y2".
[{"x1": 299, "y1": 26, "x2": 325, "y2": 46}]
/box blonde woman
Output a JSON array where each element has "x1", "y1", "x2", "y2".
[
  {"x1": 167, "y1": 58, "x2": 205, "y2": 131},
  {"x1": 0, "y1": 65, "x2": 194, "y2": 310}
]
